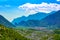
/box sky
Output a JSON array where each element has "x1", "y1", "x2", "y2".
[{"x1": 0, "y1": 0, "x2": 60, "y2": 22}]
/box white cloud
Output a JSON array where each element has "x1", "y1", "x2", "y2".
[
  {"x1": 18, "y1": 2, "x2": 60, "y2": 16},
  {"x1": 57, "y1": 0, "x2": 60, "y2": 1}
]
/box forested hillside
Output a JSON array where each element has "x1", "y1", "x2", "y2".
[{"x1": 0, "y1": 24, "x2": 29, "y2": 40}]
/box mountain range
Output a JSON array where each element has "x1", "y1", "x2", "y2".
[
  {"x1": 0, "y1": 15, "x2": 15, "y2": 27},
  {"x1": 12, "y1": 11, "x2": 59, "y2": 27},
  {"x1": 12, "y1": 12, "x2": 50, "y2": 26},
  {"x1": 0, "y1": 10, "x2": 60, "y2": 28}
]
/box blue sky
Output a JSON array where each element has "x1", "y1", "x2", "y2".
[{"x1": 0, "y1": 0, "x2": 60, "y2": 22}]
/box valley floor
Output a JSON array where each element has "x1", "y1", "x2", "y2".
[
  {"x1": 0, "y1": 25, "x2": 60, "y2": 40},
  {"x1": 16, "y1": 27, "x2": 60, "y2": 40}
]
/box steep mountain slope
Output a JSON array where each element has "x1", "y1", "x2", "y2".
[
  {"x1": 0, "y1": 15, "x2": 15, "y2": 27},
  {"x1": 0, "y1": 24, "x2": 29, "y2": 40},
  {"x1": 38, "y1": 10, "x2": 60, "y2": 28}
]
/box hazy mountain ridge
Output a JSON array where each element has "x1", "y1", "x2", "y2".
[
  {"x1": 12, "y1": 12, "x2": 50, "y2": 26},
  {"x1": 12, "y1": 11, "x2": 58, "y2": 27}
]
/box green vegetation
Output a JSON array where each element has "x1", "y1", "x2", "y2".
[
  {"x1": 0, "y1": 24, "x2": 60, "y2": 40},
  {"x1": 16, "y1": 27, "x2": 60, "y2": 40},
  {"x1": 53, "y1": 29, "x2": 60, "y2": 40},
  {"x1": 0, "y1": 24, "x2": 29, "y2": 40}
]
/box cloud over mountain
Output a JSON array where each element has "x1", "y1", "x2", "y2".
[{"x1": 18, "y1": 2, "x2": 60, "y2": 16}]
